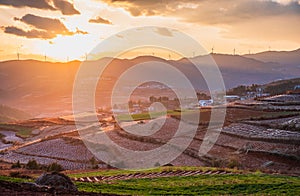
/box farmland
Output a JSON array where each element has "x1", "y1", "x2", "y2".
[
  {"x1": 0, "y1": 104, "x2": 299, "y2": 173},
  {"x1": 74, "y1": 173, "x2": 300, "y2": 195},
  {"x1": 0, "y1": 98, "x2": 299, "y2": 195},
  {"x1": 0, "y1": 167, "x2": 299, "y2": 195}
]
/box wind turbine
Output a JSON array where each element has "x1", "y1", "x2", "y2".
[{"x1": 17, "y1": 45, "x2": 23, "y2": 60}]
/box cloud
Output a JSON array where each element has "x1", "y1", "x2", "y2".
[
  {"x1": 155, "y1": 27, "x2": 173, "y2": 37},
  {"x1": 89, "y1": 16, "x2": 112, "y2": 24},
  {"x1": 0, "y1": 0, "x2": 55, "y2": 10},
  {"x1": 75, "y1": 27, "x2": 88, "y2": 35},
  {"x1": 221, "y1": 14, "x2": 300, "y2": 42},
  {"x1": 116, "y1": 34, "x2": 124, "y2": 38},
  {"x1": 100, "y1": 0, "x2": 164, "y2": 16},
  {"x1": 52, "y1": 0, "x2": 80, "y2": 15},
  {"x1": 14, "y1": 14, "x2": 71, "y2": 34},
  {"x1": 100, "y1": 0, "x2": 300, "y2": 24},
  {"x1": 0, "y1": 0, "x2": 80, "y2": 15},
  {"x1": 100, "y1": 0, "x2": 300, "y2": 43},
  {"x1": 4, "y1": 14, "x2": 88, "y2": 39},
  {"x1": 3, "y1": 26, "x2": 57, "y2": 39}
]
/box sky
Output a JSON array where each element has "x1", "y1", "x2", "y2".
[{"x1": 0, "y1": 0, "x2": 299, "y2": 62}]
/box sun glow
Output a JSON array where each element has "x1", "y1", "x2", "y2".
[
  {"x1": 0, "y1": 0, "x2": 298, "y2": 62},
  {"x1": 33, "y1": 34, "x2": 98, "y2": 62}
]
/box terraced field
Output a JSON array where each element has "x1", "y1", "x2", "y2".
[
  {"x1": 2, "y1": 151, "x2": 90, "y2": 170},
  {"x1": 1, "y1": 137, "x2": 101, "y2": 170},
  {"x1": 222, "y1": 123, "x2": 300, "y2": 143},
  {"x1": 0, "y1": 106, "x2": 299, "y2": 175}
]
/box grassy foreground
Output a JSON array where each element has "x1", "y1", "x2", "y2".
[
  {"x1": 75, "y1": 174, "x2": 299, "y2": 195},
  {"x1": 1, "y1": 167, "x2": 299, "y2": 195},
  {"x1": 2, "y1": 167, "x2": 299, "y2": 195}
]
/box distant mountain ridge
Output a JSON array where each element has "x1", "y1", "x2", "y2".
[
  {"x1": 243, "y1": 48, "x2": 300, "y2": 66},
  {"x1": 0, "y1": 48, "x2": 299, "y2": 116}
]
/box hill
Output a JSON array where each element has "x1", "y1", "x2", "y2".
[
  {"x1": 262, "y1": 77, "x2": 300, "y2": 95},
  {"x1": 0, "y1": 48, "x2": 299, "y2": 116},
  {"x1": 0, "y1": 105, "x2": 32, "y2": 122},
  {"x1": 244, "y1": 48, "x2": 300, "y2": 66},
  {"x1": 206, "y1": 54, "x2": 294, "y2": 88},
  {"x1": 227, "y1": 77, "x2": 300, "y2": 96}
]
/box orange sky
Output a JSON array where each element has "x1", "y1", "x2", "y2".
[{"x1": 0, "y1": 0, "x2": 299, "y2": 62}]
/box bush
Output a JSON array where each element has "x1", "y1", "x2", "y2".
[
  {"x1": 11, "y1": 160, "x2": 22, "y2": 169},
  {"x1": 9, "y1": 171, "x2": 21, "y2": 177},
  {"x1": 26, "y1": 159, "x2": 39, "y2": 170},
  {"x1": 211, "y1": 158, "x2": 224, "y2": 168},
  {"x1": 47, "y1": 162, "x2": 63, "y2": 172},
  {"x1": 89, "y1": 157, "x2": 99, "y2": 169},
  {"x1": 227, "y1": 159, "x2": 240, "y2": 169}
]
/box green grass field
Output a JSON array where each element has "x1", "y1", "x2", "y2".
[
  {"x1": 74, "y1": 174, "x2": 300, "y2": 195},
  {"x1": 0, "y1": 124, "x2": 33, "y2": 138},
  {"x1": 1, "y1": 167, "x2": 299, "y2": 195},
  {"x1": 68, "y1": 167, "x2": 300, "y2": 195}
]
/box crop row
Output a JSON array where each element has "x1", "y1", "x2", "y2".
[
  {"x1": 222, "y1": 123, "x2": 300, "y2": 143},
  {"x1": 1, "y1": 151, "x2": 91, "y2": 170},
  {"x1": 15, "y1": 138, "x2": 94, "y2": 162}
]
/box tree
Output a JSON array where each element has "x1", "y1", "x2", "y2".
[
  {"x1": 161, "y1": 96, "x2": 169, "y2": 102},
  {"x1": 128, "y1": 100, "x2": 134, "y2": 108},
  {"x1": 47, "y1": 162, "x2": 63, "y2": 172},
  {"x1": 197, "y1": 92, "x2": 211, "y2": 100},
  {"x1": 26, "y1": 159, "x2": 39, "y2": 170},
  {"x1": 11, "y1": 160, "x2": 21, "y2": 169},
  {"x1": 149, "y1": 96, "x2": 156, "y2": 103},
  {"x1": 227, "y1": 85, "x2": 247, "y2": 96},
  {"x1": 90, "y1": 157, "x2": 99, "y2": 169}
]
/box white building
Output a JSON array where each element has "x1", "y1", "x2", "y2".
[
  {"x1": 199, "y1": 99, "x2": 213, "y2": 106},
  {"x1": 224, "y1": 95, "x2": 240, "y2": 102}
]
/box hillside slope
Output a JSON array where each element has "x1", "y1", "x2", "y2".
[
  {"x1": 0, "y1": 49, "x2": 299, "y2": 116},
  {"x1": 244, "y1": 48, "x2": 300, "y2": 66},
  {"x1": 0, "y1": 105, "x2": 31, "y2": 122}
]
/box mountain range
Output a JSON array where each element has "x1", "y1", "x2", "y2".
[{"x1": 0, "y1": 48, "x2": 299, "y2": 116}]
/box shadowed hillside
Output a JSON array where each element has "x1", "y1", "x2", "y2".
[
  {"x1": 0, "y1": 49, "x2": 299, "y2": 117},
  {"x1": 244, "y1": 48, "x2": 300, "y2": 66},
  {"x1": 0, "y1": 105, "x2": 32, "y2": 122}
]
